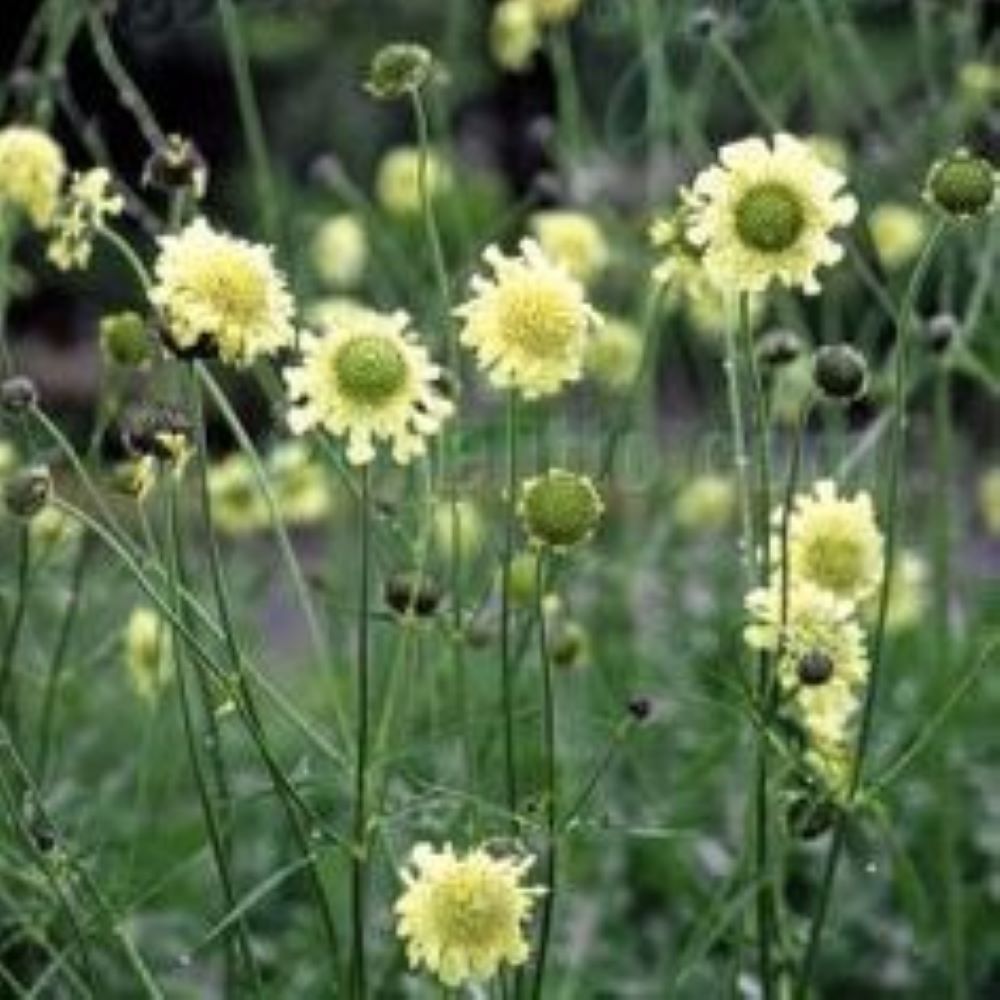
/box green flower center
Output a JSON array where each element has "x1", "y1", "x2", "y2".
[
  {"x1": 522, "y1": 471, "x2": 602, "y2": 548},
  {"x1": 334, "y1": 333, "x2": 408, "y2": 404},
  {"x1": 735, "y1": 182, "x2": 805, "y2": 253}
]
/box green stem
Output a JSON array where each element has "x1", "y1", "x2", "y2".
[
  {"x1": 351, "y1": 464, "x2": 372, "y2": 999},
  {"x1": 0, "y1": 525, "x2": 32, "y2": 744},
  {"x1": 500, "y1": 391, "x2": 520, "y2": 830},
  {"x1": 215, "y1": 0, "x2": 279, "y2": 244},
  {"x1": 796, "y1": 221, "x2": 947, "y2": 996},
  {"x1": 532, "y1": 551, "x2": 557, "y2": 1000}
]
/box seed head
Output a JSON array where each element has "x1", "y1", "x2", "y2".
[
  {"x1": 365, "y1": 43, "x2": 435, "y2": 100},
  {"x1": 4, "y1": 465, "x2": 52, "y2": 519},
  {"x1": 797, "y1": 649, "x2": 834, "y2": 686},
  {"x1": 1, "y1": 376, "x2": 38, "y2": 414},
  {"x1": 384, "y1": 571, "x2": 444, "y2": 619},
  {"x1": 813, "y1": 344, "x2": 869, "y2": 403}
]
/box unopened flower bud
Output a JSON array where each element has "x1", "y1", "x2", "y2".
[
  {"x1": 365, "y1": 43, "x2": 434, "y2": 100},
  {"x1": 121, "y1": 404, "x2": 192, "y2": 464},
  {"x1": 924, "y1": 149, "x2": 997, "y2": 220},
  {"x1": 797, "y1": 650, "x2": 834, "y2": 686},
  {"x1": 923, "y1": 313, "x2": 960, "y2": 353},
  {"x1": 756, "y1": 328, "x2": 805, "y2": 369},
  {"x1": 4, "y1": 465, "x2": 51, "y2": 518},
  {"x1": 519, "y1": 469, "x2": 603, "y2": 551},
  {"x1": 627, "y1": 695, "x2": 653, "y2": 722},
  {"x1": 384, "y1": 571, "x2": 443, "y2": 619},
  {"x1": 688, "y1": 7, "x2": 720, "y2": 38},
  {"x1": 1, "y1": 376, "x2": 38, "y2": 414},
  {"x1": 787, "y1": 794, "x2": 836, "y2": 839},
  {"x1": 551, "y1": 620, "x2": 589, "y2": 668},
  {"x1": 100, "y1": 311, "x2": 153, "y2": 368},
  {"x1": 813, "y1": 344, "x2": 869, "y2": 403},
  {"x1": 142, "y1": 134, "x2": 208, "y2": 199}
]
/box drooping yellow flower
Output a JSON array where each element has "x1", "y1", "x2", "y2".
[
  {"x1": 685, "y1": 133, "x2": 857, "y2": 295},
  {"x1": 150, "y1": 218, "x2": 295, "y2": 366},
  {"x1": 978, "y1": 468, "x2": 1000, "y2": 537},
  {"x1": 0, "y1": 125, "x2": 66, "y2": 230},
  {"x1": 47, "y1": 168, "x2": 125, "y2": 271},
  {"x1": 310, "y1": 213, "x2": 367, "y2": 290},
  {"x1": 529, "y1": 209, "x2": 609, "y2": 284},
  {"x1": 395, "y1": 842, "x2": 540, "y2": 987},
  {"x1": 781, "y1": 479, "x2": 883, "y2": 604},
  {"x1": 456, "y1": 238, "x2": 599, "y2": 398},
  {"x1": 208, "y1": 452, "x2": 268, "y2": 536},
  {"x1": 490, "y1": 0, "x2": 541, "y2": 73},
  {"x1": 530, "y1": 0, "x2": 583, "y2": 25},
  {"x1": 584, "y1": 317, "x2": 643, "y2": 392},
  {"x1": 375, "y1": 146, "x2": 452, "y2": 217},
  {"x1": 284, "y1": 307, "x2": 453, "y2": 465},
  {"x1": 673, "y1": 474, "x2": 736, "y2": 534},
  {"x1": 868, "y1": 202, "x2": 928, "y2": 271},
  {"x1": 125, "y1": 607, "x2": 173, "y2": 703},
  {"x1": 745, "y1": 580, "x2": 869, "y2": 745}
]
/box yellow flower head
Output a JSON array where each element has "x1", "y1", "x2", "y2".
[
  {"x1": 284, "y1": 306, "x2": 453, "y2": 465},
  {"x1": 868, "y1": 202, "x2": 928, "y2": 271},
  {"x1": 782, "y1": 479, "x2": 883, "y2": 604},
  {"x1": 457, "y1": 238, "x2": 599, "y2": 398},
  {"x1": 375, "y1": 146, "x2": 452, "y2": 217},
  {"x1": 673, "y1": 474, "x2": 736, "y2": 533},
  {"x1": 150, "y1": 218, "x2": 295, "y2": 366},
  {"x1": 686, "y1": 133, "x2": 857, "y2": 295},
  {"x1": 208, "y1": 453, "x2": 268, "y2": 536},
  {"x1": 30, "y1": 505, "x2": 82, "y2": 553},
  {"x1": 125, "y1": 607, "x2": 173, "y2": 703},
  {"x1": 978, "y1": 467, "x2": 1000, "y2": 537},
  {"x1": 864, "y1": 549, "x2": 927, "y2": 634},
  {"x1": 529, "y1": 209, "x2": 609, "y2": 284},
  {"x1": 269, "y1": 440, "x2": 331, "y2": 525},
  {"x1": 395, "y1": 842, "x2": 539, "y2": 987},
  {"x1": 531, "y1": 0, "x2": 583, "y2": 25},
  {"x1": 490, "y1": 0, "x2": 541, "y2": 72},
  {"x1": 0, "y1": 125, "x2": 66, "y2": 230},
  {"x1": 745, "y1": 580, "x2": 868, "y2": 745},
  {"x1": 47, "y1": 168, "x2": 125, "y2": 272},
  {"x1": 310, "y1": 213, "x2": 367, "y2": 290},
  {"x1": 584, "y1": 317, "x2": 642, "y2": 392}
]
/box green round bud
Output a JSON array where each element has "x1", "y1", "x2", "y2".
[
  {"x1": 813, "y1": 344, "x2": 869, "y2": 403},
  {"x1": 925, "y1": 150, "x2": 996, "y2": 219},
  {"x1": 365, "y1": 43, "x2": 434, "y2": 100},
  {"x1": 384, "y1": 571, "x2": 443, "y2": 619},
  {"x1": 756, "y1": 328, "x2": 805, "y2": 369},
  {"x1": 1, "y1": 376, "x2": 38, "y2": 414},
  {"x1": 551, "y1": 620, "x2": 589, "y2": 668},
  {"x1": 3, "y1": 465, "x2": 52, "y2": 519},
  {"x1": 518, "y1": 469, "x2": 603, "y2": 550},
  {"x1": 100, "y1": 312, "x2": 153, "y2": 368}
]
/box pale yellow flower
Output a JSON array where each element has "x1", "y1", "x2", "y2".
[
  {"x1": 531, "y1": 0, "x2": 583, "y2": 25},
  {"x1": 375, "y1": 146, "x2": 452, "y2": 217},
  {"x1": 208, "y1": 453, "x2": 268, "y2": 537},
  {"x1": 869, "y1": 202, "x2": 928, "y2": 271},
  {"x1": 47, "y1": 168, "x2": 125, "y2": 271},
  {"x1": 781, "y1": 479, "x2": 883, "y2": 604},
  {"x1": 125, "y1": 607, "x2": 173, "y2": 703},
  {"x1": 456, "y1": 238, "x2": 599, "y2": 398},
  {"x1": 686, "y1": 133, "x2": 857, "y2": 294},
  {"x1": 673, "y1": 474, "x2": 736, "y2": 533},
  {"x1": 530, "y1": 209, "x2": 609, "y2": 284},
  {"x1": 584, "y1": 317, "x2": 643, "y2": 392},
  {"x1": 285, "y1": 307, "x2": 452, "y2": 465},
  {"x1": 150, "y1": 218, "x2": 295, "y2": 366},
  {"x1": 269, "y1": 440, "x2": 331, "y2": 525},
  {"x1": 0, "y1": 125, "x2": 66, "y2": 229},
  {"x1": 490, "y1": 0, "x2": 541, "y2": 72},
  {"x1": 310, "y1": 213, "x2": 367, "y2": 290},
  {"x1": 395, "y1": 842, "x2": 539, "y2": 987},
  {"x1": 863, "y1": 549, "x2": 928, "y2": 634}
]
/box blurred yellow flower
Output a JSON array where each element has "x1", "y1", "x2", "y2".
[
  {"x1": 863, "y1": 549, "x2": 927, "y2": 634},
  {"x1": 531, "y1": 0, "x2": 583, "y2": 25},
  {"x1": 529, "y1": 209, "x2": 609, "y2": 284},
  {"x1": 0, "y1": 125, "x2": 66, "y2": 230},
  {"x1": 673, "y1": 474, "x2": 736, "y2": 534},
  {"x1": 490, "y1": 0, "x2": 541, "y2": 72},
  {"x1": 979, "y1": 468, "x2": 1000, "y2": 537},
  {"x1": 208, "y1": 453, "x2": 267, "y2": 537},
  {"x1": 584, "y1": 317, "x2": 643, "y2": 392},
  {"x1": 310, "y1": 213, "x2": 367, "y2": 290},
  {"x1": 375, "y1": 146, "x2": 452, "y2": 217},
  {"x1": 869, "y1": 202, "x2": 927, "y2": 271},
  {"x1": 395, "y1": 842, "x2": 539, "y2": 987},
  {"x1": 125, "y1": 607, "x2": 173, "y2": 703}
]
